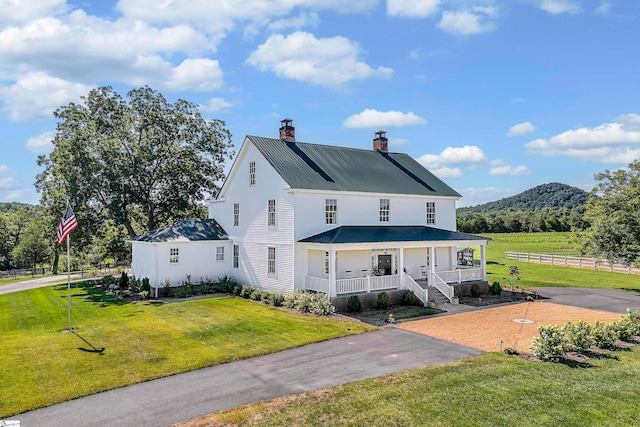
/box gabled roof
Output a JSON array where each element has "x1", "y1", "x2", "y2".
[
  {"x1": 131, "y1": 219, "x2": 229, "y2": 243},
  {"x1": 247, "y1": 136, "x2": 461, "y2": 197},
  {"x1": 299, "y1": 226, "x2": 489, "y2": 244}
]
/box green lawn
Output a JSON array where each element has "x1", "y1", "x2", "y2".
[
  {"x1": 475, "y1": 232, "x2": 640, "y2": 292},
  {"x1": 0, "y1": 282, "x2": 374, "y2": 418},
  {"x1": 192, "y1": 349, "x2": 640, "y2": 427}
]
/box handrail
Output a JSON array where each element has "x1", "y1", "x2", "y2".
[
  {"x1": 428, "y1": 272, "x2": 453, "y2": 302},
  {"x1": 404, "y1": 274, "x2": 428, "y2": 307}
]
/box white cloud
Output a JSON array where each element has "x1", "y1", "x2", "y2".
[
  {"x1": 596, "y1": 1, "x2": 612, "y2": 14},
  {"x1": 0, "y1": 0, "x2": 67, "y2": 25},
  {"x1": 268, "y1": 12, "x2": 320, "y2": 31},
  {"x1": 387, "y1": 0, "x2": 441, "y2": 17},
  {"x1": 457, "y1": 186, "x2": 516, "y2": 207},
  {"x1": 343, "y1": 109, "x2": 427, "y2": 128},
  {"x1": 489, "y1": 160, "x2": 530, "y2": 176},
  {"x1": 0, "y1": 72, "x2": 92, "y2": 121},
  {"x1": 416, "y1": 145, "x2": 487, "y2": 177},
  {"x1": 531, "y1": 0, "x2": 581, "y2": 14},
  {"x1": 409, "y1": 48, "x2": 421, "y2": 60},
  {"x1": 438, "y1": 7, "x2": 497, "y2": 35},
  {"x1": 199, "y1": 97, "x2": 234, "y2": 113},
  {"x1": 164, "y1": 58, "x2": 224, "y2": 91},
  {"x1": 389, "y1": 137, "x2": 409, "y2": 146},
  {"x1": 246, "y1": 32, "x2": 392, "y2": 89},
  {"x1": 26, "y1": 131, "x2": 55, "y2": 154},
  {"x1": 0, "y1": 164, "x2": 16, "y2": 189},
  {"x1": 525, "y1": 114, "x2": 640, "y2": 163},
  {"x1": 507, "y1": 121, "x2": 537, "y2": 137}
]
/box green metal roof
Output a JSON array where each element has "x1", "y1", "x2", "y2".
[
  {"x1": 132, "y1": 219, "x2": 229, "y2": 243},
  {"x1": 299, "y1": 226, "x2": 489, "y2": 244},
  {"x1": 247, "y1": 136, "x2": 461, "y2": 197}
]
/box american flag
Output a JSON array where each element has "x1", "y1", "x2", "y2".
[{"x1": 57, "y1": 204, "x2": 78, "y2": 244}]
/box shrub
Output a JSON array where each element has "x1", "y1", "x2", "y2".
[
  {"x1": 591, "y1": 320, "x2": 618, "y2": 349},
  {"x1": 161, "y1": 280, "x2": 171, "y2": 297},
  {"x1": 503, "y1": 347, "x2": 519, "y2": 355},
  {"x1": 470, "y1": 283, "x2": 481, "y2": 298},
  {"x1": 118, "y1": 271, "x2": 130, "y2": 290},
  {"x1": 612, "y1": 318, "x2": 635, "y2": 341},
  {"x1": 625, "y1": 309, "x2": 640, "y2": 336},
  {"x1": 453, "y1": 286, "x2": 461, "y2": 299},
  {"x1": 283, "y1": 289, "x2": 335, "y2": 316},
  {"x1": 489, "y1": 281, "x2": 502, "y2": 296},
  {"x1": 216, "y1": 275, "x2": 239, "y2": 293},
  {"x1": 233, "y1": 284, "x2": 242, "y2": 296},
  {"x1": 377, "y1": 292, "x2": 390, "y2": 309},
  {"x1": 347, "y1": 295, "x2": 362, "y2": 312},
  {"x1": 176, "y1": 283, "x2": 191, "y2": 298},
  {"x1": 102, "y1": 275, "x2": 116, "y2": 285},
  {"x1": 249, "y1": 289, "x2": 263, "y2": 301},
  {"x1": 197, "y1": 282, "x2": 210, "y2": 295},
  {"x1": 402, "y1": 290, "x2": 418, "y2": 305},
  {"x1": 562, "y1": 321, "x2": 593, "y2": 352},
  {"x1": 269, "y1": 292, "x2": 284, "y2": 307},
  {"x1": 138, "y1": 290, "x2": 149, "y2": 300},
  {"x1": 140, "y1": 277, "x2": 150, "y2": 293},
  {"x1": 386, "y1": 314, "x2": 396, "y2": 324},
  {"x1": 239, "y1": 285, "x2": 254, "y2": 298},
  {"x1": 530, "y1": 325, "x2": 566, "y2": 362}
]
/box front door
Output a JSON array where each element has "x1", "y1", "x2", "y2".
[{"x1": 377, "y1": 254, "x2": 392, "y2": 276}]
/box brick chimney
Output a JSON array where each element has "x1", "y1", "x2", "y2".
[
  {"x1": 279, "y1": 118, "x2": 295, "y2": 142},
  {"x1": 373, "y1": 130, "x2": 388, "y2": 152}
]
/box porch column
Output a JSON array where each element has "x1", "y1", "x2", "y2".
[
  {"x1": 398, "y1": 247, "x2": 405, "y2": 289},
  {"x1": 328, "y1": 249, "x2": 337, "y2": 297},
  {"x1": 481, "y1": 244, "x2": 487, "y2": 281},
  {"x1": 429, "y1": 247, "x2": 436, "y2": 275}
]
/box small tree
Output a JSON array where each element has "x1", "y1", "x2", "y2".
[{"x1": 505, "y1": 265, "x2": 521, "y2": 290}]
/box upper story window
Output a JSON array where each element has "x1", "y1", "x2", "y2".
[
  {"x1": 216, "y1": 246, "x2": 225, "y2": 261},
  {"x1": 268, "y1": 199, "x2": 276, "y2": 226},
  {"x1": 169, "y1": 248, "x2": 179, "y2": 264},
  {"x1": 233, "y1": 203, "x2": 239, "y2": 226},
  {"x1": 249, "y1": 161, "x2": 256, "y2": 186},
  {"x1": 268, "y1": 247, "x2": 276, "y2": 275},
  {"x1": 325, "y1": 199, "x2": 337, "y2": 224},
  {"x1": 233, "y1": 245, "x2": 239, "y2": 268},
  {"x1": 379, "y1": 199, "x2": 390, "y2": 222},
  {"x1": 426, "y1": 202, "x2": 436, "y2": 225}
]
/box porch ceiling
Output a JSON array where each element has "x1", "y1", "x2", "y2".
[{"x1": 298, "y1": 226, "x2": 489, "y2": 245}]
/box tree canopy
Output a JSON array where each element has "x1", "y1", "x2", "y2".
[
  {"x1": 36, "y1": 86, "x2": 233, "y2": 240},
  {"x1": 582, "y1": 160, "x2": 640, "y2": 265}
]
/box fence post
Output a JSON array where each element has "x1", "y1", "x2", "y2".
[{"x1": 367, "y1": 275, "x2": 371, "y2": 293}]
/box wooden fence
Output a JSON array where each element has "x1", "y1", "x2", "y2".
[
  {"x1": 505, "y1": 252, "x2": 640, "y2": 275},
  {"x1": 0, "y1": 267, "x2": 46, "y2": 279}
]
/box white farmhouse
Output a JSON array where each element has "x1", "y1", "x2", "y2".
[{"x1": 131, "y1": 119, "x2": 489, "y2": 305}]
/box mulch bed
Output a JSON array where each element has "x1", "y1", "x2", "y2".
[{"x1": 460, "y1": 289, "x2": 545, "y2": 307}]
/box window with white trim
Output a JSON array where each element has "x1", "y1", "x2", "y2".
[
  {"x1": 426, "y1": 202, "x2": 436, "y2": 225},
  {"x1": 379, "y1": 199, "x2": 390, "y2": 222},
  {"x1": 233, "y1": 245, "x2": 239, "y2": 268},
  {"x1": 216, "y1": 246, "x2": 224, "y2": 261},
  {"x1": 249, "y1": 161, "x2": 256, "y2": 186},
  {"x1": 268, "y1": 247, "x2": 276, "y2": 274},
  {"x1": 169, "y1": 248, "x2": 179, "y2": 264},
  {"x1": 233, "y1": 203, "x2": 239, "y2": 226},
  {"x1": 325, "y1": 199, "x2": 337, "y2": 224},
  {"x1": 268, "y1": 199, "x2": 276, "y2": 226},
  {"x1": 324, "y1": 251, "x2": 329, "y2": 275}
]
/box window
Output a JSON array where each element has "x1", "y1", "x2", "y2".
[
  {"x1": 325, "y1": 199, "x2": 337, "y2": 224},
  {"x1": 233, "y1": 245, "x2": 239, "y2": 268},
  {"x1": 379, "y1": 199, "x2": 390, "y2": 222},
  {"x1": 169, "y1": 248, "x2": 179, "y2": 264},
  {"x1": 268, "y1": 199, "x2": 276, "y2": 226},
  {"x1": 426, "y1": 202, "x2": 436, "y2": 224},
  {"x1": 216, "y1": 246, "x2": 224, "y2": 261},
  {"x1": 324, "y1": 251, "x2": 329, "y2": 275},
  {"x1": 268, "y1": 247, "x2": 276, "y2": 274},
  {"x1": 233, "y1": 203, "x2": 239, "y2": 226},
  {"x1": 249, "y1": 161, "x2": 256, "y2": 186}
]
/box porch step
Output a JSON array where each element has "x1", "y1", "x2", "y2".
[{"x1": 426, "y1": 286, "x2": 450, "y2": 306}]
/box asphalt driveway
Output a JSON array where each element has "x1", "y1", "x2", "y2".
[
  {"x1": 17, "y1": 328, "x2": 482, "y2": 427},
  {"x1": 534, "y1": 287, "x2": 640, "y2": 314}
]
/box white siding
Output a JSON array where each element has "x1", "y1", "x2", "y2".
[
  {"x1": 131, "y1": 242, "x2": 157, "y2": 285},
  {"x1": 210, "y1": 139, "x2": 295, "y2": 294},
  {"x1": 404, "y1": 248, "x2": 428, "y2": 279}
]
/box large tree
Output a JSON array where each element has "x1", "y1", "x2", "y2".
[
  {"x1": 36, "y1": 86, "x2": 233, "y2": 239},
  {"x1": 583, "y1": 160, "x2": 640, "y2": 265}
]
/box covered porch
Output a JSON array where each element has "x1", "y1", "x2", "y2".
[{"x1": 297, "y1": 226, "x2": 489, "y2": 306}]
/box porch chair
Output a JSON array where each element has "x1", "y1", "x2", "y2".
[{"x1": 345, "y1": 270, "x2": 352, "y2": 279}]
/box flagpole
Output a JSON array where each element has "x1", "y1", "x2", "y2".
[{"x1": 67, "y1": 233, "x2": 72, "y2": 331}]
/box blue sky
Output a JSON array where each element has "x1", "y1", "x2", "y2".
[{"x1": 1, "y1": 0, "x2": 639, "y2": 207}]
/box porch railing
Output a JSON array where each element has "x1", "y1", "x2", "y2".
[
  {"x1": 437, "y1": 267, "x2": 483, "y2": 284},
  {"x1": 404, "y1": 275, "x2": 428, "y2": 307},
  {"x1": 306, "y1": 276, "x2": 329, "y2": 294},
  {"x1": 429, "y1": 272, "x2": 454, "y2": 302},
  {"x1": 370, "y1": 274, "x2": 400, "y2": 291},
  {"x1": 336, "y1": 277, "x2": 368, "y2": 294}
]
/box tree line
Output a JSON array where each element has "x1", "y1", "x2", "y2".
[{"x1": 457, "y1": 206, "x2": 588, "y2": 234}]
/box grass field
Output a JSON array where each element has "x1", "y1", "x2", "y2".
[
  {"x1": 0, "y1": 282, "x2": 374, "y2": 418},
  {"x1": 183, "y1": 349, "x2": 640, "y2": 427},
  {"x1": 474, "y1": 233, "x2": 640, "y2": 292}
]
